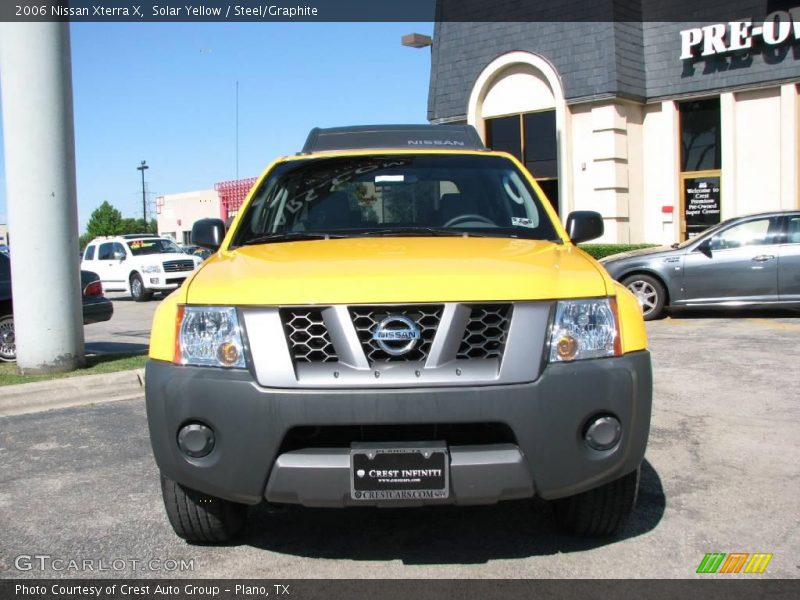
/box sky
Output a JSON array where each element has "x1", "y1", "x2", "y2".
[{"x1": 0, "y1": 22, "x2": 434, "y2": 232}]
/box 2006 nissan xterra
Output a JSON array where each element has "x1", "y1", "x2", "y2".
[{"x1": 145, "y1": 125, "x2": 652, "y2": 543}]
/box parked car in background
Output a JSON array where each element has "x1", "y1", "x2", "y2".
[
  {"x1": 81, "y1": 234, "x2": 202, "y2": 302},
  {"x1": 0, "y1": 254, "x2": 113, "y2": 362},
  {"x1": 600, "y1": 210, "x2": 800, "y2": 320}
]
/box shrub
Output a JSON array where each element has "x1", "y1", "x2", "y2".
[{"x1": 578, "y1": 243, "x2": 660, "y2": 260}]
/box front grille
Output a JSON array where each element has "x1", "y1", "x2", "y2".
[
  {"x1": 350, "y1": 305, "x2": 442, "y2": 363},
  {"x1": 165, "y1": 277, "x2": 186, "y2": 286},
  {"x1": 162, "y1": 259, "x2": 195, "y2": 273},
  {"x1": 279, "y1": 423, "x2": 517, "y2": 453},
  {"x1": 280, "y1": 308, "x2": 338, "y2": 363},
  {"x1": 456, "y1": 304, "x2": 512, "y2": 360}
]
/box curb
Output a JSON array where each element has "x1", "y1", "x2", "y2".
[{"x1": 0, "y1": 368, "x2": 145, "y2": 418}]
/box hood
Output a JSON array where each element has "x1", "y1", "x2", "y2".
[
  {"x1": 600, "y1": 245, "x2": 677, "y2": 263},
  {"x1": 186, "y1": 237, "x2": 610, "y2": 305}
]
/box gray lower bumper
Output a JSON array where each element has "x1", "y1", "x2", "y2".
[
  {"x1": 145, "y1": 351, "x2": 652, "y2": 506},
  {"x1": 266, "y1": 444, "x2": 533, "y2": 507}
]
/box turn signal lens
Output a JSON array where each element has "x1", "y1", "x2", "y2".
[
  {"x1": 556, "y1": 335, "x2": 579, "y2": 361},
  {"x1": 216, "y1": 341, "x2": 240, "y2": 366}
]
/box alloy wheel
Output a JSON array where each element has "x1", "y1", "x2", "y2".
[
  {"x1": 0, "y1": 316, "x2": 16, "y2": 361},
  {"x1": 626, "y1": 280, "x2": 658, "y2": 316}
]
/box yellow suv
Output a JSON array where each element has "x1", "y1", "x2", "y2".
[{"x1": 145, "y1": 125, "x2": 652, "y2": 543}]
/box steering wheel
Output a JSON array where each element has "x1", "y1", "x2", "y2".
[{"x1": 443, "y1": 214, "x2": 497, "y2": 228}]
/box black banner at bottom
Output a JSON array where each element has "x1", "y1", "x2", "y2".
[{"x1": 1, "y1": 579, "x2": 799, "y2": 600}]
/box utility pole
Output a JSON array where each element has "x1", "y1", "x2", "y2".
[
  {"x1": 137, "y1": 160, "x2": 149, "y2": 232},
  {"x1": 0, "y1": 22, "x2": 84, "y2": 372}
]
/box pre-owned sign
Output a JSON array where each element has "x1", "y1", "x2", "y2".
[
  {"x1": 680, "y1": 8, "x2": 800, "y2": 59},
  {"x1": 683, "y1": 176, "x2": 721, "y2": 237}
]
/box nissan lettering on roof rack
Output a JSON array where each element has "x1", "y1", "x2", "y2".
[{"x1": 301, "y1": 124, "x2": 486, "y2": 153}]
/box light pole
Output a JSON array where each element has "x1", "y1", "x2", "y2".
[
  {"x1": 0, "y1": 22, "x2": 84, "y2": 372},
  {"x1": 137, "y1": 160, "x2": 149, "y2": 232}
]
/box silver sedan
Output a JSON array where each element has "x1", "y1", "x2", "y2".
[{"x1": 600, "y1": 210, "x2": 800, "y2": 320}]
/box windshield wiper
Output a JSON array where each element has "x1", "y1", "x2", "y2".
[
  {"x1": 240, "y1": 232, "x2": 346, "y2": 246},
  {"x1": 356, "y1": 227, "x2": 491, "y2": 238}
]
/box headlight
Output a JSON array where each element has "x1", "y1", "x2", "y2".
[
  {"x1": 548, "y1": 298, "x2": 621, "y2": 362},
  {"x1": 176, "y1": 306, "x2": 246, "y2": 368},
  {"x1": 142, "y1": 265, "x2": 161, "y2": 274}
]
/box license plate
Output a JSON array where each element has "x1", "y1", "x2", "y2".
[{"x1": 350, "y1": 444, "x2": 449, "y2": 501}]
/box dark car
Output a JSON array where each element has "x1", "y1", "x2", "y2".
[
  {"x1": 600, "y1": 210, "x2": 800, "y2": 320},
  {"x1": 0, "y1": 253, "x2": 114, "y2": 362}
]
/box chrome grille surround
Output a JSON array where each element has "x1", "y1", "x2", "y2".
[{"x1": 245, "y1": 301, "x2": 552, "y2": 389}]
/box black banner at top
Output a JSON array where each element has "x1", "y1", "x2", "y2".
[{"x1": 1, "y1": 1, "x2": 798, "y2": 23}]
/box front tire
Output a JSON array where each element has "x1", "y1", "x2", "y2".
[
  {"x1": 553, "y1": 467, "x2": 640, "y2": 537},
  {"x1": 622, "y1": 274, "x2": 666, "y2": 321},
  {"x1": 0, "y1": 314, "x2": 16, "y2": 362},
  {"x1": 130, "y1": 273, "x2": 152, "y2": 302},
  {"x1": 160, "y1": 474, "x2": 248, "y2": 543}
]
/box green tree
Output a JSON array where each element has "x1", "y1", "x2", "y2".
[
  {"x1": 85, "y1": 201, "x2": 125, "y2": 239},
  {"x1": 80, "y1": 203, "x2": 159, "y2": 249},
  {"x1": 119, "y1": 218, "x2": 155, "y2": 234}
]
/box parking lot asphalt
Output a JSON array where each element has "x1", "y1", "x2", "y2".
[
  {"x1": 83, "y1": 292, "x2": 159, "y2": 355},
  {"x1": 1, "y1": 302, "x2": 799, "y2": 579}
]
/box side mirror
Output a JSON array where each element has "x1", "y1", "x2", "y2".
[
  {"x1": 565, "y1": 211, "x2": 604, "y2": 244},
  {"x1": 192, "y1": 218, "x2": 226, "y2": 251},
  {"x1": 113, "y1": 250, "x2": 126, "y2": 261}
]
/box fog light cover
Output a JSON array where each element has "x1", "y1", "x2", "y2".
[
  {"x1": 177, "y1": 423, "x2": 215, "y2": 458},
  {"x1": 584, "y1": 415, "x2": 622, "y2": 451}
]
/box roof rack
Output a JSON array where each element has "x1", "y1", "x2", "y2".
[
  {"x1": 301, "y1": 124, "x2": 486, "y2": 154},
  {"x1": 120, "y1": 233, "x2": 160, "y2": 239}
]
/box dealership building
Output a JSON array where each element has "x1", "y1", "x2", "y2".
[
  {"x1": 155, "y1": 189, "x2": 220, "y2": 244},
  {"x1": 427, "y1": 3, "x2": 800, "y2": 243}
]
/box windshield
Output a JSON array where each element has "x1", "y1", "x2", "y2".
[
  {"x1": 674, "y1": 217, "x2": 737, "y2": 249},
  {"x1": 231, "y1": 154, "x2": 559, "y2": 246},
  {"x1": 127, "y1": 238, "x2": 182, "y2": 256}
]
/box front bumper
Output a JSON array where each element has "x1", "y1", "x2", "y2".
[{"x1": 145, "y1": 351, "x2": 652, "y2": 506}]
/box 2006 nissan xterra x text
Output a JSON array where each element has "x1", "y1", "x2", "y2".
[{"x1": 145, "y1": 125, "x2": 652, "y2": 543}]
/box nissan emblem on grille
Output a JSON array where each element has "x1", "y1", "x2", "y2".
[{"x1": 372, "y1": 315, "x2": 421, "y2": 356}]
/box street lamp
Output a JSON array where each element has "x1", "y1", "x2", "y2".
[{"x1": 136, "y1": 160, "x2": 149, "y2": 232}]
